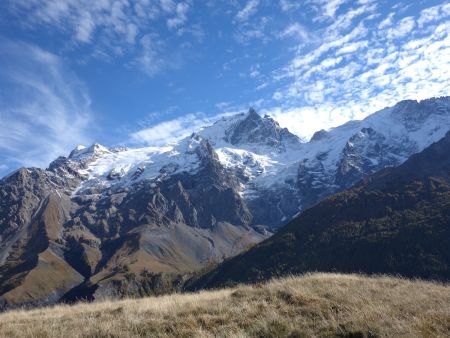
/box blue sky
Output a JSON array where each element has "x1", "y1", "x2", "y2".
[{"x1": 0, "y1": 0, "x2": 449, "y2": 177}]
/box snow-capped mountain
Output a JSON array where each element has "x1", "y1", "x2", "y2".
[
  {"x1": 60, "y1": 96, "x2": 450, "y2": 228},
  {"x1": 1, "y1": 96, "x2": 449, "y2": 308}
]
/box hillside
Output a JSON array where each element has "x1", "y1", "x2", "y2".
[
  {"x1": 0, "y1": 273, "x2": 449, "y2": 337},
  {"x1": 191, "y1": 131, "x2": 450, "y2": 288}
]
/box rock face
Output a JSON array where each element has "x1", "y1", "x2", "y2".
[
  {"x1": 0, "y1": 168, "x2": 84, "y2": 308},
  {"x1": 1, "y1": 96, "x2": 450, "y2": 307}
]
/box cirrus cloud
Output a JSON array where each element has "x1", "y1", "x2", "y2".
[
  {"x1": 5, "y1": 0, "x2": 196, "y2": 77},
  {"x1": 0, "y1": 39, "x2": 94, "y2": 176}
]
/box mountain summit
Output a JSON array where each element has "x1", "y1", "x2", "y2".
[{"x1": 224, "y1": 108, "x2": 300, "y2": 147}]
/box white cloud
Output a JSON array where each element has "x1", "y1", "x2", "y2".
[
  {"x1": 160, "y1": 0, "x2": 176, "y2": 13},
  {"x1": 0, "y1": 40, "x2": 93, "y2": 173},
  {"x1": 231, "y1": 0, "x2": 269, "y2": 44},
  {"x1": 126, "y1": 23, "x2": 139, "y2": 44},
  {"x1": 10, "y1": 0, "x2": 135, "y2": 46},
  {"x1": 266, "y1": 105, "x2": 358, "y2": 141},
  {"x1": 262, "y1": 2, "x2": 450, "y2": 140},
  {"x1": 136, "y1": 34, "x2": 166, "y2": 76},
  {"x1": 235, "y1": 0, "x2": 260, "y2": 22},
  {"x1": 130, "y1": 111, "x2": 236, "y2": 146},
  {"x1": 386, "y1": 16, "x2": 415, "y2": 39},
  {"x1": 279, "y1": 22, "x2": 367, "y2": 80},
  {"x1": 279, "y1": 0, "x2": 301, "y2": 12},
  {"x1": 305, "y1": 0, "x2": 342, "y2": 20},
  {"x1": 75, "y1": 12, "x2": 95, "y2": 43},
  {"x1": 131, "y1": 115, "x2": 197, "y2": 145},
  {"x1": 336, "y1": 40, "x2": 368, "y2": 55},
  {"x1": 378, "y1": 12, "x2": 394, "y2": 29},
  {"x1": 249, "y1": 64, "x2": 261, "y2": 78},
  {"x1": 325, "y1": 2, "x2": 376, "y2": 35},
  {"x1": 6, "y1": 0, "x2": 194, "y2": 76},
  {"x1": 281, "y1": 23, "x2": 310, "y2": 42},
  {"x1": 167, "y1": 2, "x2": 190, "y2": 29},
  {"x1": 418, "y1": 3, "x2": 450, "y2": 28},
  {"x1": 234, "y1": 16, "x2": 271, "y2": 43},
  {"x1": 322, "y1": 0, "x2": 348, "y2": 18}
]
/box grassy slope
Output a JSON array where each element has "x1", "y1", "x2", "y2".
[
  {"x1": 2, "y1": 250, "x2": 83, "y2": 305},
  {"x1": 0, "y1": 273, "x2": 449, "y2": 338}
]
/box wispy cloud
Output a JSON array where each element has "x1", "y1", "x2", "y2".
[
  {"x1": 279, "y1": 0, "x2": 301, "y2": 12},
  {"x1": 231, "y1": 0, "x2": 272, "y2": 44},
  {"x1": 235, "y1": 0, "x2": 260, "y2": 22},
  {"x1": 280, "y1": 23, "x2": 311, "y2": 42},
  {"x1": 5, "y1": 0, "x2": 195, "y2": 76},
  {"x1": 136, "y1": 34, "x2": 166, "y2": 77},
  {"x1": 310, "y1": 0, "x2": 350, "y2": 19},
  {"x1": 0, "y1": 40, "x2": 93, "y2": 175},
  {"x1": 386, "y1": 16, "x2": 415, "y2": 39},
  {"x1": 130, "y1": 111, "x2": 236, "y2": 146},
  {"x1": 131, "y1": 114, "x2": 202, "y2": 145},
  {"x1": 167, "y1": 2, "x2": 190, "y2": 29},
  {"x1": 418, "y1": 3, "x2": 450, "y2": 27}
]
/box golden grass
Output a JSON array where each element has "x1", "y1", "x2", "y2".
[{"x1": 0, "y1": 273, "x2": 449, "y2": 337}]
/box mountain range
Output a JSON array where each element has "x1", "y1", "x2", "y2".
[{"x1": 0, "y1": 96, "x2": 449, "y2": 308}]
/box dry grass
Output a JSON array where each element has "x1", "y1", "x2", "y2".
[{"x1": 0, "y1": 273, "x2": 449, "y2": 337}]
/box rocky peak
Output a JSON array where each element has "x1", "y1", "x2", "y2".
[
  {"x1": 310, "y1": 129, "x2": 328, "y2": 142},
  {"x1": 390, "y1": 97, "x2": 450, "y2": 131},
  {"x1": 68, "y1": 143, "x2": 111, "y2": 160},
  {"x1": 247, "y1": 107, "x2": 259, "y2": 119},
  {"x1": 1, "y1": 167, "x2": 31, "y2": 184},
  {"x1": 226, "y1": 108, "x2": 300, "y2": 148},
  {"x1": 182, "y1": 134, "x2": 218, "y2": 162}
]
